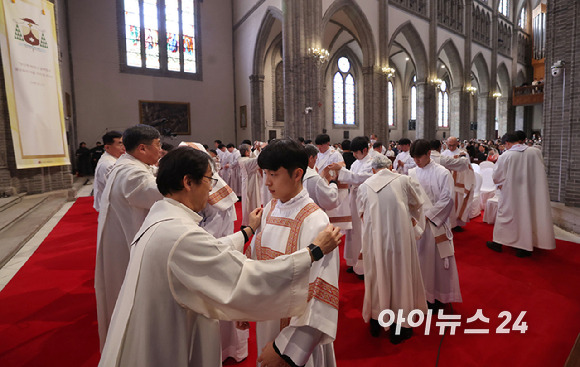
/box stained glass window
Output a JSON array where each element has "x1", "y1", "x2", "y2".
[
  {"x1": 333, "y1": 57, "x2": 356, "y2": 125},
  {"x1": 438, "y1": 81, "x2": 449, "y2": 128},
  {"x1": 498, "y1": 0, "x2": 509, "y2": 17},
  {"x1": 124, "y1": 0, "x2": 141, "y2": 67},
  {"x1": 387, "y1": 81, "x2": 394, "y2": 126},
  {"x1": 410, "y1": 76, "x2": 417, "y2": 121},
  {"x1": 121, "y1": 0, "x2": 199, "y2": 77},
  {"x1": 518, "y1": 7, "x2": 526, "y2": 29}
]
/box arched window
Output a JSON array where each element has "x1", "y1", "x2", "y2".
[
  {"x1": 387, "y1": 81, "x2": 395, "y2": 126},
  {"x1": 438, "y1": 81, "x2": 449, "y2": 128},
  {"x1": 121, "y1": 0, "x2": 200, "y2": 79},
  {"x1": 410, "y1": 76, "x2": 417, "y2": 121},
  {"x1": 518, "y1": 6, "x2": 526, "y2": 29},
  {"x1": 333, "y1": 57, "x2": 356, "y2": 125},
  {"x1": 498, "y1": 0, "x2": 509, "y2": 17}
]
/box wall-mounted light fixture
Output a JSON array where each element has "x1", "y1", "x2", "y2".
[
  {"x1": 493, "y1": 91, "x2": 502, "y2": 98},
  {"x1": 307, "y1": 47, "x2": 330, "y2": 65},
  {"x1": 466, "y1": 85, "x2": 477, "y2": 95},
  {"x1": 381, "y1": 66, "x2": 396, "y2": 78}
]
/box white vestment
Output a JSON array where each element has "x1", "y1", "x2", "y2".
[
  {"x1": 228, "y1": 149, "x2": 242, "y2": 196},
  {"x1": 432, "y1": 150, "x2": 474, "y2": 227},
  {"x1": 99, "y1": 198, "x2": 314, "y2": 367},
  {"x1": 316, "y1": 148, "x2": 351, "y2": 230},
  {"x1": 393, "y1": 151, "x2": 416, "y2": 175},
  {"x1": 409, "y1": 161, "x2": 463, "y2": 304},
  {"x1": 247, "y1": 189, "x2": 339, "y2": 367},
  {"x1": 337, "y1": 154, "x2": 373, "y2": 271},
  {"x1": 93, "y1": 152, "x2": 118, "y2": 212},
  {"x1": 492, "y1": 144, "x2": 556, "y2": 251},
  {"x1": 95, "y1": 153, "x2": 163, "y2": 350},
  {"x1": 357, "y1": 169, "x2": 427, "y2": 327},
  {"x1": 219, "y1": 150, "x2": 232, "y2": 184},
  {"x1": 303, "y1": 167, "x2": 339, "y2": 212},
  {"x1": 239, "y1": 156, "x2": 262, "y2": 226}
]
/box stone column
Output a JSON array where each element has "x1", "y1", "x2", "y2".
[
  {"x1": 515, "y1": 105, "x2": 524, "y2": 131},
  {"x1": 496, "y1": 96, "x2": 509, "y2": 137},
  {"x1": 249, "y1": 74, "x2": 265, "y2": 141},
  {"x1": 416, "y1": 82, "x2": 436, "y2": 139},
  {"x1": 449, "y1": 87, "x2": 470, "y2": 138},
  {"x1": 476, "y1": 93, "x2": 495, "y2": 140}
]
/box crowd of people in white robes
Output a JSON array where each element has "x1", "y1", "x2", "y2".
[{"x1": 90, "y1": 124, "x2": 554, "y2": 366}]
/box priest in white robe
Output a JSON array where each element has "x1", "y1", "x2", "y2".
[
  {"x1": 95, "y1": 125, "x2": 163, "y2": 350},
  {"x1": 238, "y1": 144, "x2": 262, "y2": 226},
  {"x1": 409, "y1": 139, "x2": 463, "y2": 308},
  {"x1": 93, "y1": 131, "x2": 125, "y2": 212},
  {"x1": 357, "y1": 155, "x2": 427, "y2": 343},
  {"x1": 327, "y1": 137, "x2": 374, "y2": 276},
  {"x1": 303, "y1": 144, "x2": 339, "y2": 212},
  {"x1": 433, "y1": 139, "x2": 474, "y2": 230},
  {"x1": 246, "y1": 139, "x2": 340, "y2": 367},
  {"x1": 315, "y1": 134, "x2": 352, "y2": 231},
  {"x1": 99, "y1": 147, "x2": 342, "y2": 367},
  {"x1": 486, "y1": 132, "x2": 556, "y2": 257},
  {"x1": 393, "y1": 138, "x2": 416, "y2": 175},
  {"x1": 226, "y1": 144, "x2": 242, "y2": 196}
]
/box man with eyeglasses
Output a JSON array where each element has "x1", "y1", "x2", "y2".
[{"x1": 95, "y1": 124, "x2": 164, "y2": 351}]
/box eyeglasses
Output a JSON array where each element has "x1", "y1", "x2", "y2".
[{"x1": 204, "y1": 175, "x2": 218, "y2": 188}]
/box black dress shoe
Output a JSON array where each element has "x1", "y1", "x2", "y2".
[
  {"x1": 486, "y1": 241, "x2": 503, "y2": 252},
  {"x1": 452, "y1": 226, "x2": 465, "y2": 232},
  {"x1": 516, "y1": 249, "x2": 532, "y2": 258},
  {"x1": 346, "y1": 266, "x2": 354, "y2": 273},
  {"x1": 390, "y1": 325, "x2": 413, "y2": 344},
  {"x1": 369, "y1": 319, "x2": 381, "y2": 337}
]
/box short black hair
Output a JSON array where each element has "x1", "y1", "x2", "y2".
[
  {"x1": 399, "y1": 138, "x2": 412, "y2": 146},
  {"x1": 372, "y1": 142, "x2": 382, "y2": 149},
  {"x1": 430, "y1": 139, "x2": 442, "y2": 151},
  {"x1": 123, "y1": 125, "x2": 160, "y2": 152},
  {"x1": 226, "y1": 143, "x2": 235, "y2": 149},
  {"x1": 515, "y1": 130, "x2": 526, "y2": 142},
  {"x1": 241, "y1": 139, "x2": 252, "y2": 145},
  {"x1": 214, "y1": 139, "x2": 222, "y2": 145},
  {"x1": 161, "y1": 143, "x2": 174, "y2": 151},
  {"x1": 157, "y1": 147, "x2": 211, "y2": 196},
  {"x1": 341, "y1": 139, "x2": 351, "y2": 151},
  {"x1": 218, "y1": 143, "x2": 226, "y2": 150},
  {"x1": 257, "y1": 139, "x2": 308, "y2": 180},
  {"x1": 102, "y1": 131, "x2": 122, "y2": 145},
  {"x1": 315, "y1": 134, "x2": 330, "y2": 145},
  {"x1": 410, "y1": 139, "x2": 431, "y2": 158},
  {"x1": 298, "y1": 137, "x2": 305, "y2": 143},
  {"x1": 501, "y1": 133, "x2": 519, "y2": 144},
  {"x1": 351, "y1": 136, "x2": 369, "y2": 153},
  {"x1": 304, "y1": 139, "x2": 312, "y2": 145}
]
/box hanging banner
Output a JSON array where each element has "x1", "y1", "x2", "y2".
[{"x1": 0, "y1": 0, "x2": 69, "y2": 169}]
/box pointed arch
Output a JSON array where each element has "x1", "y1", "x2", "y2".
[
  {"x1": 497, "y1": 63, "x2": 511, "y2": 95},
  {"x1": 471, "y1": 52, "x2": 490, "y2": 94},
  {"x1": 437, "y1": 39, "x2": 464, "y2": 88},
  {"x1": 252, "y1": 7, "x2": 283, "y2": 76},
  {"x1": 388, "y1": 21, "x2": 429, "y2": 81},
  {"x1": 322, "y1": 0, "x2": 377, "y2": 67}
]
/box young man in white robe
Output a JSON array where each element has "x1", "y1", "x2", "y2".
[
  {"x1": 486, "y1": 132, "x2": 556, "y2": 257},
  {"x1": 226, "y1": 143, "x2": 242, "y2": 196},
  {"x1": 95, "y1": 125, "x2": 163, "y2": 350},
  {"x1": 432, "y1": 139, "x2": 474, "y2": 231},
  {"x1": 246, "y1": 139, "x2": 340, "y2": 367},
  {"x1": 315, "y1": 134, "x2": 352, "y2": 231},
  {"x1": 238, "y1": 144, "x2": 262, "y2": 226},
  {"x1": 93, "y1": 131, "x2": 125, "y2": 212},
  {"x1": 99, "y1": 147, "x2": 342, "y2": 367},
  {"x1": 409, "y1": 139, "x2": 463, "y2": 310},
  {"x1": 327, "y1": 137, "x2": 374, "y2": 276},
  {"x1": 357, "y1": 155, "x2": 427, "y2": 343},
  {"x1": 393, "y1": 138, "x2": 416, "y2": 175},
  {"x1": 303, "y1": 144, "x2": 339, "y2": 212}
]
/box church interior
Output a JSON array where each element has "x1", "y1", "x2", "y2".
[{"x1": 0, "y1": 0, "x2": 579, "y2": 366}]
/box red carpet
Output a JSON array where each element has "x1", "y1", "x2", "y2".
[{"x1": 1, "y1": 197, "x2": 579, "y2": 366}]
